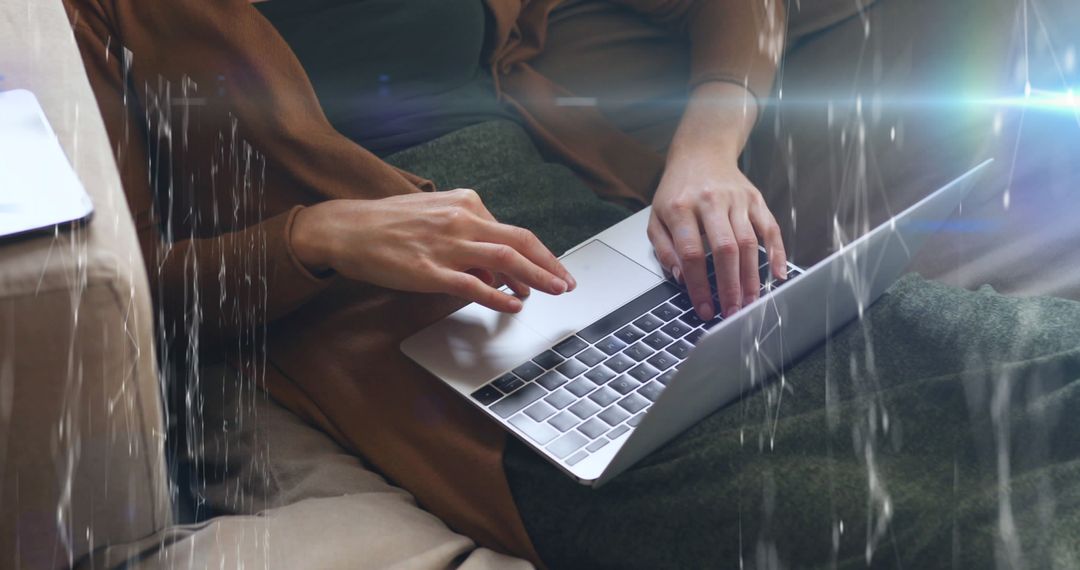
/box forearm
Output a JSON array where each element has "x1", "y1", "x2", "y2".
[
  {"x1": 611, "y1": 0, "x2": 785, "y2": 105},
  {"x1": 668, "y1": 81, "x2": 759, "y2": 166}
]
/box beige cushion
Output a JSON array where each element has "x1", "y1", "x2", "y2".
[
  {"x1": 80, "y1": 365, "x2": 532, "y2": 570},
  {"x1": 0, "y1": 0, "x2": 172, "y2": 567}
]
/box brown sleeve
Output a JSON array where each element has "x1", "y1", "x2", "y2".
[
  {"x1": 144, "y1": 206, "x2": 334, "y2": 348},
  {"x1": 65, "y1": 0, "x2": 338, "y2": 347},
  {"x1": 608, "y1": 0, "x2": 786, "y2": 105}
]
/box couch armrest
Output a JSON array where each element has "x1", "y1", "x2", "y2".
[{"x1": 0, "y1": 1, "x2": 171, "y2": 567}]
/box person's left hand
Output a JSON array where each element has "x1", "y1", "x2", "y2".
[{"x1": 648, "y1": 149, "x2": 787, "y2": 322}]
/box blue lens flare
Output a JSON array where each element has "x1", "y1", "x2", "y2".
[{"x1": 989, "y1": 87, "x2": 1080, "y2": 114}]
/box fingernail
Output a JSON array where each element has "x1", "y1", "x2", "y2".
[
  {"x1": 724, "y1": 304, "x2": 741, "y2": 318},
  {"x1": 552, "y1": 278, "x2": 568, "y2": 294},
  {"x1": 697, "y1": 303, "x2": 714, "y2": 321},
  {"x1": 673, "y1": 266, "x2": 683, "y2": 284},
  {"x1": 743, "y1": 295, "x2": 756, "y2": 307},
  {"x1": 566, "y1": 274, "x2": 577, "y2": 290},
  {"x1": 508, "y1": 298, "x2": 524, "y2": 312}
]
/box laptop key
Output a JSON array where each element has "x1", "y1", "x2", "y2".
[
  {"x1": 566, "y1": 450, "x2": 589, "y2": 466},
  {"x1": 537, "y1": 370, "x2": 569, "y2": 391},
  {"x1": 627, "y1": 362, "x2": 660, "y2": 382},
  {"x1": 548, "y1": 411, "x2": 580, "y2": 432},
  {"x1": 679, "y1": 310, "x2": 706, "y2": 328},
  {"x1": 589, "y1": 386, "x2": 620, "y2": 407},
  {"x1": 633, "y1": 313, "x2": 665, "y2": 333},
  {"x1": 524, "y1": 401, "x2": 557, "y2": 422},
  {"x1": 684, "y1": 328, "x2": 705, "y2": 345},
  {"x1": 512, "y1": 361, "x2": 544, "y2": 382},
  {"x1": 665, "y1": 340, "x2": 692, "y2": 360},
  {"x1": 578, "y1": 417, "x2": 609, "y2": 439},
  {"x1": 660, "y1": 320, "x2": 692, "y2": 339},
  {"x1": 586, "y1": 438, "x2": 610, "y2": 453},
  {"x1": 532, "y1": 350, "x2": 565, "y2": 370},
  {"x1": 553, "y1": 335, "x2": 589, "y2": 358},
  {"x1": 638, "y1": 381, "x2": 665, "y2": 402},
  {"x1": 604, "y1": 353, "x2": 636, "y2": 373},
  {"x1": 569, "y1": 398, "x2": 602, "y2": 419},
  {"x1": 584, "y1": 365, "x2": 616, "y2": 385},
  {"x1": 471, "y1": 385, "x2": 502, "y2": 406},
  {"x1": 565, "y1": 377, "x2": 597, "y2": 398},
  {"x1": 509, "y1": 413, "x2": 558, "y2": 445},
  {"x1": 595, "y1": 336, "x2": 627, "y2": 355},
  {"x1": 657, "y1": 369, "x2": 678, "y2": 385},
  {"x1": 642, "y1": 330, "x2": 674, "y2": 350},
  {"x1": 628, "y1": 413, "x2": 646, "y2": 427},
  {"x1": 493, "y1": 373, "x2": 525, "y2": 393},
  {"x1": 618, "y1": 393, "x2": 649, "y2": 414},
  {"x1": 578, "y1": 281, "x2": 681, "y2": 343},
  {"x1": 548, "y1": 431, "x2": 589, "y2": 459},
  {"x1": 651, "y1": 303, "x2": 682, "y2": 322},
  {"x1": 599, "y1": 405, "x2": 631, "y2": 426},
  {"x1": 623, "y1": 342, "x2": 655, "y2": 362},
  {"x1": 490, "y1": 383, "x2": 545, "y2": 418},
  {"x1": 614, "y1": 325, "x2": 646, "y2": 344},
  {"x1": 703, "y1": 316, "x2": 723, "y2": 330},
  {"x1": 669, "y1": 293, "x2": 693, "y2": 311},
  {"x1": 609, "y1": 375, "x2": 641, "y2": 395},
  {"x1": 575, "y1": 346, "x2": 607, "y2": 367},
  {"x1": 544, "y1": 388, "x2": 576, "y2": 409},
  {"x1": 607, "y1": 424, "x2": 631, "y2": 440},
  {"x1": 647, "y1": 351, "x2": 678, "y2": 371},
  {"x1": 556, "y1": 358, "x2": 588, "y2": 379}
]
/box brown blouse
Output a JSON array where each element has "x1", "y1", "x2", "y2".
[{"x1": 63, "y1": 0, "x2": 783, "y2": 564}]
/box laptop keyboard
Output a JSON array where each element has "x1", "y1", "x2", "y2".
[{"x1": 470, "y1": 249, "x2": 801, "y2": 467}]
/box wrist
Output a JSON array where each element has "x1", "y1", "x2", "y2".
[
  {"x1": 669, "y1": 82, "x2": 758, "y2": 164},
  {"x1": 290, "y1": 204, "x2": 334, "y2": 275}
]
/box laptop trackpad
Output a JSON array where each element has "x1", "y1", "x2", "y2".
[
  {"x1": 513, "y1": 240, "x2": 662, "y2": 342},
  {"x1": 400, "y1": 239, "x2": 662, "y2": 393}
]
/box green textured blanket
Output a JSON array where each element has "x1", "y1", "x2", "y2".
[
  {"x1": 388, "y1": 121, "x2": 1080, "y2": 569},
  {"x1": 506, "y1": 275, "x2": 1080, "y2": 569}
]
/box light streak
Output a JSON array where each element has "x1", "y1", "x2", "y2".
[{"x1": 989, "y1": 87, "x2": 1079, "y2": 113}]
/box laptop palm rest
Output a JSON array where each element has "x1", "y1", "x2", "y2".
[{"x1": 401, "y1": 239, "x2": 662, "y2": 395}]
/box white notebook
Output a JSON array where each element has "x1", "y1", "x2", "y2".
[{"x1": 0, "y1": 89, "x2": 93, "y2": 238}]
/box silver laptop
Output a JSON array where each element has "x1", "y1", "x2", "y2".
[
  {"x1": 402, "y1": 160, "x2": 991, "y2": 487},
  {"x1": 0, "y1": 89, "x2": 94, "y2": 239}
]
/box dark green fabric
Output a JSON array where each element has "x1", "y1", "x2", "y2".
[
  {"x1": 256, "y1": 0, "x2": 512, "y2": 157},
  {"x1": 505, "y1": 275, "x2": 1080, "y2": 569},
  {"x1": 391, "y1": 120, "x2": 1079, "y2": 568},
  {"x1": 384, "y1": 120, "x2": 630, "y2": 255}
]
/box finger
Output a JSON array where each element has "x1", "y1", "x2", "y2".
[
  {"x1": 470, "y1": 268, "x2": 530, "y2": 298},
  {"x1": 647, "y1": 212, "x2": 682, "y2": 282},
  {"x1": 750, "y1": 202, "x2": 788, "y2": 280},
  {"x1": 499, "y1": 273, "x2": 532, "y2": 298},
  {"x1": 468, "y1": 267, "x2": 497, "y2": 284},
  {"x1": 479, "y1": 221, "x2": 575, "y2": 291},
  {"x1": 730, "y1": 208, "x2": 760, "y2": 307},
  {"x1": 463, "y1": 242, "x2": 568, "y2": 296},
  {"x1": 438, "y1": 269, "x2": 524, "y2": 313},
  {"x1": 662, "y1": 206, "x2": 713, "y2": 320},
  {"x1": 702, "y1": 210, "x2": 741, "y2": 318}
]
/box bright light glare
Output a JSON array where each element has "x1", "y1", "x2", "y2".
[{"x1": 992, "y1": 87, "x2": 1080, "y2": 112}]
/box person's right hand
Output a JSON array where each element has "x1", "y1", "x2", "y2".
[{"x1": 289, "y1": 189, "x2": 576, "y2": 313}]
